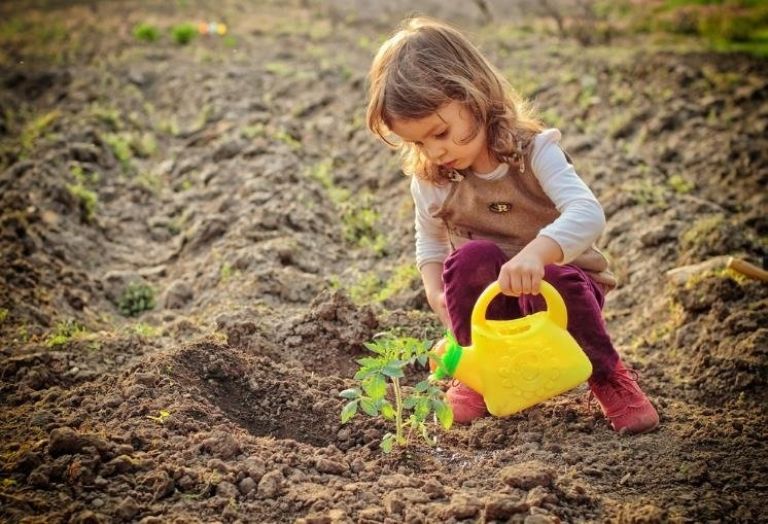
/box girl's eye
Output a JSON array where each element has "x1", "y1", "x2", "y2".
[{"x1": 435, "y1": 129, "x2": 449, "y2": 139}]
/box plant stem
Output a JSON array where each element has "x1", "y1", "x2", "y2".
[{"x1": 393, "y1": 377, "x2": 405, "y2": 444}]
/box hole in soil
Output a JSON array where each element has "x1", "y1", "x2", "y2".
[{"x1": 176, "y1": 343, "x2": 337, "y2": 447}]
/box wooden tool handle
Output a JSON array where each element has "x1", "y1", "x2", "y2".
[{"x1": 727, "y1": 257, "x2": 768, "y2": 282}]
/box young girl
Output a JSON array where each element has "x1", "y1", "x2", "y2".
[{"x1": 366, "y1": 17, "x2": 659, "y2": 434}]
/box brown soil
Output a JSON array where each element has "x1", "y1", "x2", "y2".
[{"x1": 1, "y1": 1, "x2": 766, "y2": 523}]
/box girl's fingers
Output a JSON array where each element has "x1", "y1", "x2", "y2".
[
  {"x1": 531, "y1": 274, "x2": 543, "y2": 295},
  {"x1": 498, "y1": 270, "x2": 515, "y2": 296},
  {"x1": 510, "y1": 272, "x2": 522, "y2": 296},
  {"x1": 521, "y1": 272, "x2": 532, "y2": 295}
]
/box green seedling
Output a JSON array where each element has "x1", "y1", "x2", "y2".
[
  {"x1": 118, "y1": 282, "x2": 155, "y2": 317},
  {"x1": 131, "y1": 322, "x2": 158, "y2": 337},
  {"x1": 66, "y1": 182, "x2": 98, "y2": 222},
  {"x1": 172, "y1": 23, "x2": 197, "y2": 45},
  {"x1": 46, "y1": 319, "x2": 88, "y2": 347},
  {"x1": 340, "y1": 333, "x2": 453, "y2": 453},
  {"x1": 133, "y1": 22, "x2": 160, "y2": 43}
]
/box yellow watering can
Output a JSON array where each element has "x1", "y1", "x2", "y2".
[{"x1": 430, "y1": 281, "x2": 593, "y2": 417}]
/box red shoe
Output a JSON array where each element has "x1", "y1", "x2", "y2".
[
  {"x1": 589, "y1": 360, "x2": 660, "y2": 434},
  {"x1": 445, "y1": 381, "x2": 488, "y2": 424}
]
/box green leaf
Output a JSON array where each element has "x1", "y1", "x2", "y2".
[
  {"x1": 432, "y1": 399, "x2": 453, "y2": 430},
  {"x1": 362, "y1": 374, "x2": 387, "y2": 400},
  {"x1": 414, "y1": 380, "x2": 430, "y2": 393},
  {"x1": 381, "y1": 363, "x2": 404, "y2": 378},
  {"x1": 360, "y1": 397, "x2": 379, "y2": 417},
  {"x1": 341, "y1": 400, "x2": 358, "y2": 423},
  {"x1": 356, "y1": 357, "x2": 382, "y2": 369},
  {"x1": 380, "y1": 433, "x2": 395, "y2": 453},
  {"x1": 414, "y1": 397, "x2": 430, "y2": 420},
  {"x1": 363, "y1": 342, "x2": 385, "y2": 354},
  {"x1": 353, "y1": 369, "x2": 375, "y2": 381},
  {"x1": 417, "y1": 354, "x2": 428, "y2": 367},
  {"x1": 381, "y1": 401, "x2": 395, "y2": 420},
  {"x1": 339, "y1": 388, "x2": 361, "y2": 400},
  {"x1": 402, "y1": 396, "x2": 419, "y2": 409}
]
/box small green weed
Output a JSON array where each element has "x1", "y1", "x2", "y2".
[
  {"x1": 627, "y1": 180, "x2": 666, "y2": 207},
  {"x1": 306, "y1": 161, "x2": 386, "y2": 254},
  {"x1": 347, "y1": 272, "x2": 381, "y2": 304},
  {"x1": 346, "y1": 264, "x2": 420, "y2": 304},
  {"x1": 136, "y1": 172, "x2": 163, "y2": 194},
  {"x1": 46, "y1": 319, "x2": 88, "y2": 347},
  {"x1": 20, "y1": 110, "x2": 60, "y2": 154},
  {"x1": 219, "y1": 262, "x2": 236, "y2": 282},
  {"x1": 118, "y1": 282, "x2": 155, "y2": 317},
  {"x1": 668, "y1": 174, "x2": 695, "y2": 194},
  {"x1": 341, "y1": 198, "x2": 387, "y2": 255},
  {"x1": 0, "y1": 308, "x2": 8, "y2": 324},
  {"x1": 66, "y1": 183, "x2": 98, "y2": 222},
  {"x1": 241, "y1": 123, "x2": 266, "y2": 140},
  {"x1": 133, "y1": 132, "x2": 157, "y2": 158},
  {"x1": 681, "y1": 214, "x2": 725, "y2": 251},
  {"x1": 375, "y1": 264, "x2": 420, "y2": 302},
  {"x1": 133, "y1": 22, "x2": 160, "y2": 43},
  {"x1": 91, "y1": 105, "x2": 121, "y2": 131},
  {"x1": 307, "y1": 159, "x2": 349, "y2": 203},
  {"x1": 172, "y1": 23, "x2": 197, "y2": 45},
  {"x1": 102, "y1": 133, "x2": 133, "y2": 172},
  {"x1": 273, "y1": 129, "x2": 301, "y2": 150},
  {"x1": 132, "y1": 322, "x2": 158, "y2": 337},
  {"x1": 340, "y1": 333, "x2": 452, "y2": 453}
]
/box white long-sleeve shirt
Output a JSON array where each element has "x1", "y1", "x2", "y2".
[{"x1": 410, "y1": 128, "x2": 606, "y2": 269}]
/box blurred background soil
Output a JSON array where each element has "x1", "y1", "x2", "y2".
[{"x1": 0, "y1": 1, "x2": 766, "y2": 522}]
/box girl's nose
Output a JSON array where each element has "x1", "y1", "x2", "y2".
[{"x1": 425, "y1": 143, "x2": 446, "y2": 163}]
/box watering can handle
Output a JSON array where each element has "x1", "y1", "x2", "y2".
[{"x1": 471, "y1": 281, "x2": 568, "y2": 330}]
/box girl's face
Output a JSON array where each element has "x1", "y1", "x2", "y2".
[{"x1": 389, "y1": 100, "x2": 498, "y2": 174}]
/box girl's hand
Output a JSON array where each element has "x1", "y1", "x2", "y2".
[
  {"x1": 498, "y1": 236, "x2": 563, "y2": 296},
  {"x1": 498, "y1": 252, "x2": 546, "y2": 296}
]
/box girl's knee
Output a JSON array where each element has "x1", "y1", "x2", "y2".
[
  {"x1": 542, "y1": 264, "x2": 604, "y2": 308},
  {"x1": 544, "y1": 264, "x2": 592, "y2": 293}
]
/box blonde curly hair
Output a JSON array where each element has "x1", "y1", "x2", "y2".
[{"x1": 366, "y1": 17, "x2": 543, "y2": 184}]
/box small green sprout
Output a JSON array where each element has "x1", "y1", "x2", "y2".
[
  {"x1": 133, "y1": 22, "x2": 160, "y2": 42},
  {"x1": 171, "y1": 23, "x2": 197, "y2": 45},
  {"x1": 118, "y1": 282, "x2": 155, "y2": 317},
  {"x1": 340, "y1": 333, "x2": 453, "y2": 453},
  {"x1": 46, "y1": 319, "x2": 88, "y2": 347}
]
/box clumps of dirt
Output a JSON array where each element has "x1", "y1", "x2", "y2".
[
  {"x1": 271, "y1": 290, "x2": 380, "y2": 378},
  {"x1": 0, "y1": 334, "x2": 154, "y2": 406},
  {"x1": 671, "y1": 275, "x2": 768, "y2": 403}
]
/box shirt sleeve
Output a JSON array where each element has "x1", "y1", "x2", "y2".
[
  {"x1": 410, "y1": 176, "x2": 452, "y2": 270},
  {"x1": 531, "y1": 130, "x2": 606, "y2": 264}
]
